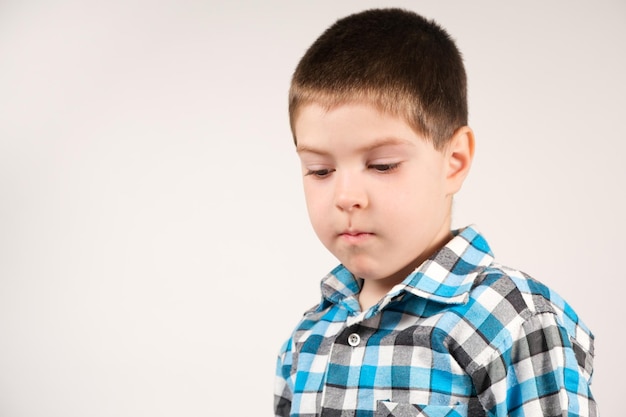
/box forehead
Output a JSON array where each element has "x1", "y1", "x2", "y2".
[{"x1": 294, "y1": 102, "x2": 425, "y2": 153}]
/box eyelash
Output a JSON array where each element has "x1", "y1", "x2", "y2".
[
  {"x1": 305, "y1": 163, "x2": 400, "y2": 178},
  {"x1": 305, "y1": 168, "x2": 335, "y2": 178},
  {"x1": 368, "y1": 162, "x2": 400, "y2": 173}
]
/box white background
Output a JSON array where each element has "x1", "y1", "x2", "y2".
[{"x1": 0, "y1": 0, "x2": 624, "y2": 415}]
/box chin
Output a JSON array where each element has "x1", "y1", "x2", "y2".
[
  {"x1": 342, "y1": 264, "x2": 381, "y2": 281},
  {"x1": 336, "y1": 254, "x2": 389, "y2": 280}
]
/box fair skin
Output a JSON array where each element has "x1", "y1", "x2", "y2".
[{"x1": 294, "y1": 102, "x2": 474, "y2": 310}]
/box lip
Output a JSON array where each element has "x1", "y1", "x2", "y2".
[{"x1": 338, "y1": 231, "x2": 374, "y2": 244}]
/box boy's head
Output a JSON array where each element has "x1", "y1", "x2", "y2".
[
  {"x1": 289, "y1": 8, "x2": 467, "y2": 150},
  {"x1": 290, "y1": 9, "x2": 475, "y2": 298}
]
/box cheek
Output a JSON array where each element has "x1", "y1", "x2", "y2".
[
  {"x1": 303, "y1": 185, "x2": 328, "y2": 226},
  {"x1": 303, "y1": 183, "x2": 320, "y2": 209},
  {"x1": 384, "y1": 181, "x2": 442, "y2": 220}
]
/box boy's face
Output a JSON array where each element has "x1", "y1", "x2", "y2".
[{"x1": 295, "y1": 102, "x2": 470, "y2": 289}]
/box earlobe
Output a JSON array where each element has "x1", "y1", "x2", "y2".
[{"x1": 446, "y1": 126, "x2": 475, "y2": 193}]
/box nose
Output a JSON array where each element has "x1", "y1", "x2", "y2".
[{"x1": 334, "y1": 170, "x2": 368, "y2": 211}]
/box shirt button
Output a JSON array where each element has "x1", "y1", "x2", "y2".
[{"x1": 348, "y1": 333, "x2": 361, "y2": 347}]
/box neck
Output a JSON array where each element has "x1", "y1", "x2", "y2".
[{"x1": 358, "y1": 280, "x2": 391, "y2": 311}]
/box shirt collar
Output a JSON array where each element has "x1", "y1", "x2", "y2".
[
  {"x1": 319, "y1": 225, "x2": 494, "y2": 311},
  {"x1": 402, "y1": 225, "x2": 494, "y2": 304}
]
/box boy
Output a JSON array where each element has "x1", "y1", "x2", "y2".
[{"x1": 275, "y1": 8, "x2": 597, "y2": 417}]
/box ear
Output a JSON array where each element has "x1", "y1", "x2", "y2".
[{"x1": 444, "y1": 126, "x2": 475, "y2": 195}]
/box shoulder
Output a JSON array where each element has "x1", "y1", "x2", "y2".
[
  {"x1": 464, "y1": 262, "x2": 595, "y2": 372},
  {"x1": 278, "y1": 300, "x2": 344, "y2": 353},
  {"x1": 474, "y1": 262, "x2": 593, "y2": 337},
  {"x1": 471, "y1": 262, "x2": 555, "y2": 317}
]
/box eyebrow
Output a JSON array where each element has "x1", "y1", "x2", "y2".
[{"x1": 296, "y1": 136, "x2": 414, "y2": 155}]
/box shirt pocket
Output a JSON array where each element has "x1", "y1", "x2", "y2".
[{"x1": 376, "y1": 401, "x2": 468, "y2": 417}]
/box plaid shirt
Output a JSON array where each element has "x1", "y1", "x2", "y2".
[{"x1": 274, "y1": 226, "x2": 597, "y2": 416}]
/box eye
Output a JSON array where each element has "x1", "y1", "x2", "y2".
[
  {"x1": 305, "y1": 168, "x2": 335, "y2": 178},
  {"x1": 368, "y1": 162, "x2": 400, "y2": 173}
]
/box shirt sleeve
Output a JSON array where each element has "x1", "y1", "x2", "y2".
[
  {"x1": 471, "y1": 311, "x2": 597, "y2": 416},
  {"x1": 274, "y1": 339, "x2": 293, "y2": 417}
]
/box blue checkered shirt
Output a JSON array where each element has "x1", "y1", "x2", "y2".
[{"x1": 274, "y1": 226, "x2": 597, "y2": 416}]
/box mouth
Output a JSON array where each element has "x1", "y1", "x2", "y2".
[{"x1": 338, "y1": 230, "x2": 374, "y2": 244}]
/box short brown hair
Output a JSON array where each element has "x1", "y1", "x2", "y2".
[{"x1": 289, "y1": 8, "x2": 467, "y2": 150}]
